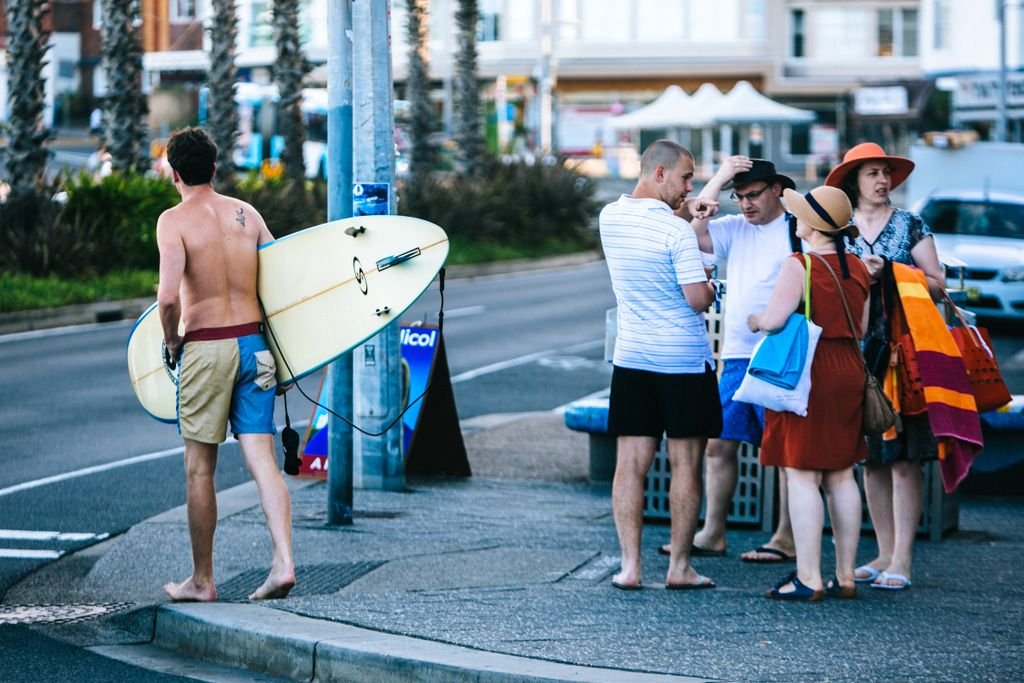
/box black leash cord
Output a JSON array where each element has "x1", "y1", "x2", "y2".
[{"x1": 264, "y1": 266, "x2": 446, "y2": 441}]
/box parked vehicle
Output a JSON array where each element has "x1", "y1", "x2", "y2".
[{"x1": 913, "y1": 189, "x2": 1024, "y2": 322}]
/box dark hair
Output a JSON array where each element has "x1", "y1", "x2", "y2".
[
  {"x1": 839, "y1": 164, "x2": 861, "y2": 207},
  {"x1": 166, "y1": 127, "x2": 217, "y2": 186}
]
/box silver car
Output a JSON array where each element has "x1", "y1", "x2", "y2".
[{"x1": 913, "y1": 190, "x2": 1024, "y2": 322}]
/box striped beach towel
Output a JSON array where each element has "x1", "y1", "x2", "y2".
[{"x1": 886, "y1": 264, "x2": 983, "y2": 492}]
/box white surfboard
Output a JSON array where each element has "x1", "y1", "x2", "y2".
[{"x1": 126, "y1": 215, "x2": 449, "y2": 423}]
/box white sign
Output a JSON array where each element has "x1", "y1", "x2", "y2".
[
  {"x1": 953, "y1": 74, "x2": 1024, "y2": 109},
  {"x1": 854, "y1": 86, "x2": 909, "y2": 116}
]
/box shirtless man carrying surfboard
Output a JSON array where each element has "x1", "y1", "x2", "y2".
[{"x1": 157, "y1": 127, "x2": 295, "y2": 602}]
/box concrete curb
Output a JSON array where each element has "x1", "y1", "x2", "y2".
[
  {"x1": 155, "y1": 603, "x2": 702, "y2": 683},
  {"x1": 0, "y1": 296, "x2": 153, "y2": 336}
]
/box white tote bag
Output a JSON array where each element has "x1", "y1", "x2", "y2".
[
  {"x1": 733, "y1": 319, "x2": 822, "y2": 416},
  {"x1": 734, "y1": 254, "x2": 821, "y2": 416}
]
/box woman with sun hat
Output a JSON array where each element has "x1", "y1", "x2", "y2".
[
  {"x1": 747, "y1": 185, "x2": 870, "y2": 601},
  {"x1": 825, "y1": 143, "x2": 946, "y2": 592}
]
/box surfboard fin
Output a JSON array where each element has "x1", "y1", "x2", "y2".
[{"x1": 344, "y1": 225, "x2": 366, "y2": 237}]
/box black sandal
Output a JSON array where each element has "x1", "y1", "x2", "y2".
[{"x1": 767, "y1": 571, "x2": 823, "y2": 602}]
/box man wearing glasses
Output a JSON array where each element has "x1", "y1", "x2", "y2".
[{"x1": 671, "y1": 156, "x2": 802, "y2": 565}]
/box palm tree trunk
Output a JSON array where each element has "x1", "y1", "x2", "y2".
[
  {"x1": 208, "y1": 0, "x2": 241, "y2": 190},
  {"x1": 3, "y1": 0, "x2": 52, "y2": 194}
]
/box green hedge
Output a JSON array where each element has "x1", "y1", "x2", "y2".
[{"x1": 398, "y1": 157, "x2": 600, "y2": 262}]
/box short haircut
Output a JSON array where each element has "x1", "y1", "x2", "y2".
[
  {"x1": 639, "y1": 139, "x2": 693, "y2": 178},
  {"x1": 166, "y1": 127, "x2": 218, "y2": 186}
]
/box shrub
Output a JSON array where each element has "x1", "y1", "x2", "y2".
[
  {"x1": 234, "y1": 173, "x2": 328, "y2": 237},
  {"x1": 59, "y1": 172, "x2": 181, "y2": 273},
  {"x1": 398, "y1": 157, "x2": 600, "y2": 262},
  {"x1": 0, "y1": 181, "x2": 73, "y2": 277}
]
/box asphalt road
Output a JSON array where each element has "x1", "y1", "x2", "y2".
[{"x1": 0, "y1": 261, "x2": 618, "y2": 600}]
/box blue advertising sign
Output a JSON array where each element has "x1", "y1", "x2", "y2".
[{"x1": 298, "y1": 324, "x2": 440, "y2": 477}]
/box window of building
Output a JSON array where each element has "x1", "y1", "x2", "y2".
[
  {"x1": 691, "y1": 0, "x2": 738, "y2": 42},
  {"x1": 745, "y1": 0, "x2": 767, "y2": 42},
  {"x1": 636, "y1": 0, "x2": 684, "y2": 42},
  {"x1": 250, "y1": 1, "x2": 274, "y2": 48},
  {"x1": 557, "y1": 0, "x2": 580, "y2": 41},
  {"x1": 934, "y1": 0, "x2": 951, "y2": 50},
  {"x1": 877, "y1": 9, "x2": 894, "y2": 56},
  {"x1": 479, "y1": 0, "x2": 501, "y2": 42},
  {"x1": 504, "y1": 1, "x2": 535, "y2": 42},
  {"x1": 171, "y1": 0, "x2": 198, "y2": 21},
  {"x1": 580, "y1": 0, "x2": 631, "y2": 42},
  {"x1": 814, "y1": 7, "x2": 871, "y2": 59},
  {"x1": 901, "y1": 9, "x2": 918, "y2": 56},
  {"x1": 878, "y1": 7, "x2": 918, "y2": 57},
  {"x1": 791, "y1": 9, "x2": 805, "y2": 57}
]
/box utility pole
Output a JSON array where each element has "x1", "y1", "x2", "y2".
[
  {"x1": 998, "y1": 0, "x2": 1008, "y2": 142},
  {"x1": 352, "y1": 0, "x2": 403, "y2": 491},
  {"x1": 327, "y1": 0, "x2": 354, "y2": 525},
  {"x1": 537, "y1": 0, "x2": 554, "y2": 153}
]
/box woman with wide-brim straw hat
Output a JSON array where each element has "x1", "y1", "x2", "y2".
[
  {"x1": 826, "y1": 142, "x2": 946, "y2": 592},
  {"x1": 747, "y1": 186, "x2": 870, "y2": 601}
]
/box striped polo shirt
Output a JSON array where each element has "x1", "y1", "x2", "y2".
[{"x1": 599, "y1": 194, "x2": 713, "y2": 374}]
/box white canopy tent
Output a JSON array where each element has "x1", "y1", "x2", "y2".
[
  {"x1": 605, "y1": 85, "x2": 691, "y2": 131},
  {"x1": 604, "y1": 81, "x2": 816, "y2": 176},
  {"x1": 707, "y1": 81, "x2": 816, "y2": 161}
]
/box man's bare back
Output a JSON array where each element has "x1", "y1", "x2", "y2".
[{"x1": 157, "y1": 187, "x2": 273, "y2": 350}]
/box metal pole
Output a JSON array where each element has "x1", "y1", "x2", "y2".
[
  {"x1": 352, "y1": 0, "x2": 403, "y2": 491},
  {"x1": 998, "y1": 0, "x2": 1008, "y2": 142},
  {"x1": 327, "y1": 0, "x2": 354, "y2": 525},
  {"x1": 538, "y1": 0, "x2": 553, "y2": 153}
]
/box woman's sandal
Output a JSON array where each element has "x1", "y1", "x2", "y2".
[
  {"x1": 854, "y1": 564, "x2": 882, "y2": 584},
  {"x1": 825, "y1": 576, "x2": 857, "y2": 599},
  {"x1": 766, "y1": 571, "x2": 824, "y2": 602}
]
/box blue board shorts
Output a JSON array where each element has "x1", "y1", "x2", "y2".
[
  {"x1": 719, "y1": 358, "x2": 765, "y2": 445},
  {"x1": 177, "y1": 323, "x2": 277, "y2": 444}
]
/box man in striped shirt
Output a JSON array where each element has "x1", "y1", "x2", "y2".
[{"x1": 600, "y1": 140, "x2": 722, "y2": 591}]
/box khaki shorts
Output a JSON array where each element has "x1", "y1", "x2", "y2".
[{"x1": 178, "y1": 334, "x2": 277, "y2": 444}]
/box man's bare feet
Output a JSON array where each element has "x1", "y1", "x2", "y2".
[
  {"x1": 248, "y1": 570, "x2": 296, "y2": 600},
  {"x1": 163, "y1": 577, "x2": 217, "y2": 602}
]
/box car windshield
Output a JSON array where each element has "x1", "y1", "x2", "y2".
[{"x1": 920, "y1": 199, "x2": 1024, "y2": 239}]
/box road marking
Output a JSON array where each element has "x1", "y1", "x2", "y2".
[
  {"x1": 443, "y1": 305, "x2": 487, "y2": 319},
  {"x1": 0, "y1": 549, "x2": 64, "y2": 560},
  {"x1": 451, "y1": 339, "x2": 603, "y2": 384},
  {"x1": 0, "y1": 420, "x2": 308, "y2": 499},
  {"x1": 0, "y1": 530, "x2": 109, "y2": 542}
]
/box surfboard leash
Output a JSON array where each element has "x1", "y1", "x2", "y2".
[{"x1": 260, "y1": 266, "x2": 447, "y2": 461}]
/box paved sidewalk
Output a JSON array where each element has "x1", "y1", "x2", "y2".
[{"x1": 6, "y1": 412, "x2": 1023, "y2": 681}]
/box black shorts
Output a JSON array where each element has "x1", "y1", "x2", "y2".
[{"x1": 608, "y1": 364, "x2": 723, "y2": 439}]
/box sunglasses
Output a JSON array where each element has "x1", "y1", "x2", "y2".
[{"x1": 730, "y1": 185, "x2": 770, "y2": 202}]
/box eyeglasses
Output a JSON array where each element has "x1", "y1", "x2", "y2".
[{"x1": 730, "y1": 185, "x2": 769, "y2": 202}]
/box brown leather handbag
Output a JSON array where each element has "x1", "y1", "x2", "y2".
[{"x1": 813, "y1": 255, "x2": 901, "y2": 436}]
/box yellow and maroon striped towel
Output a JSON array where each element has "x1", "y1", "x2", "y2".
[{"x1": 886, "y1": 264, "x2": 982, "y2": 492}]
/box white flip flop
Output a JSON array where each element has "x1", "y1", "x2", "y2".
[
  {"x1": 871, "y1": 571, "x2": 912, "y2": 591},
  {"x1": 854, "y1": 564, "x2": 882, "y2": 584}
]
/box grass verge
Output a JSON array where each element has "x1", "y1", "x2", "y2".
[{"x1": 0, "y1": 271, "x2": 159, "y2": 313}]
